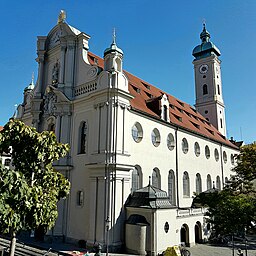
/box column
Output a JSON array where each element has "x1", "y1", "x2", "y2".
[
  {"x1": 34, "y1": 52, "x2": 45, "y2": 98},
  {"x1": 59, "y1": 42, "x2": 66, "y2": 86}
]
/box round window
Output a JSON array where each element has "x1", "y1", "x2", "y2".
[
  {"x1": 182, "y1": 138, "x2": 189, "y2": 154},
  {"x1": 194, "y1": 142, "x2": 200, "y2": 157},
  {"x1": 131, "y1": 122, "x2": 143, "y2": 143},
  {"x1": 205, "y1": 145, "x2": 210, "y2": 159},
  {"x1": 151, "y1": 128, "x2": 161, "y2": 147},
  {"x1": 167, "y1": 133, "x2": 175, "y2": 151}
]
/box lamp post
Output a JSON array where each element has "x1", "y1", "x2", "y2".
[{"x1": 106, "y1": 216, "x2": 110, "y2": 256}]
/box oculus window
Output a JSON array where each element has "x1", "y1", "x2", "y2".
[
  {"x1": 182, "y1": 138, "x2": 189, "y2": 154},
  {"x1": 214, "y1": 148, "x2": 219, "y2": 161},
  {"x1": 151, "y1": 128, "x2": 161, "y2": 147},
  {"x1": 131, "y1": 122, "x2": 143, "y2": 143},
  {"x1": 194, "y1": 142, "x2": 200, "y2": 157},
  {"x1": 167, "y1": 133, "x2": 175, "y2": 151},
  {"x1": 205, "y1": 145, "x2": 210, "y2": 159}
]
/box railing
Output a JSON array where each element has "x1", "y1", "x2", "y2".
[
  {"x1": 74, "y1": 81, "x2": 97, "y2": 96},
  {"x1": 177, "y1": 207, "x2": 206, "y2": 217}
]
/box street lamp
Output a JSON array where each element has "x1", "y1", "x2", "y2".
[{"x1": 106, "y1": 216, "x2": 110, "y2": 256}]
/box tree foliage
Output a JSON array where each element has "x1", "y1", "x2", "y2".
[
  {"x1": 194, "y1": 143, "x2": 256, "y2": 237},
  {"x1": 0, "y1": 119, "x2": 70, "y2": 235}
]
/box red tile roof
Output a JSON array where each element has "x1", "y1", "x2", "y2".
[
  {"x1": 88, "y1": 52, "x2": 237, "y2": 149},
  {"x1": 0, "y1": 126, "x2": 3, "y2": 132}
]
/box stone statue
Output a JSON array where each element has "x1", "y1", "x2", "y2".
[
  {"x1": 58, "y1": 10, "x2": 66, "y2": 24},
  {"x1": 52, "y1": 62, "x2": 59, "y2": 86}
]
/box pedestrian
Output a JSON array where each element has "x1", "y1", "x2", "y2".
[{"x1": 237, "y1": 248, "x2": 244, "y2": 256}]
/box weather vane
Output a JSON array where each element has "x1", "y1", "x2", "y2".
[
  {"x1": 202, "y1": 18, "x2": 206, "y2": 28},
  {"x1": 112, "y1": 27, "x2": 116, "y2": 44}
]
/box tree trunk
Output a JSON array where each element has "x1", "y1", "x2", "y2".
[{"x1": 9, "y1": 232, "x2": 16, "y2": 256}]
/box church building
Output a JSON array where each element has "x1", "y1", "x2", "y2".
[{"x1": 16, "y1": 11, "x2": 239, "y2": 255}]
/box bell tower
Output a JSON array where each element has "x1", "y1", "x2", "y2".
[{"x1": 192, "y1": 24, "x2": 226, "y2": 136}]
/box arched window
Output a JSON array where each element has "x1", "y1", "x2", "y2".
[
  {"x1": 152, "y1": 168, "x2": 161, "y2": 189},
  {"x1": 168, "y1": 170, "x2": 176, "y2": 205},
  {"x1": 216, "y1": 176, "x2": 221, "y2": 190},
  {"x1": 131, "y1": 165, "x2": 142, "y2": 192},
  {"x1": 195, "y1": 173, "x2": 202, "y2": 194},
  {"x1": 183, "y1": 171, "x2": 190, "y2": 197},
  {"x1": 207, "y1": 174, "x2": 212, "y2": 190},
  {"x1": 115, "y1": 57, "x2": 122, "y2": 72},
  {"x1": 79, "y1": 121, "x2": 88, "y2": 154},
  {"x1": 203, "y1": 84, "x2": 208, "y2": 95}
]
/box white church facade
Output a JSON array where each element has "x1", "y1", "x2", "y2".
[{"x1": 16, "y1": 12, "x2": 239, "y2": 255}]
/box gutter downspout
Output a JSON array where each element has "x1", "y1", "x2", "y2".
[
  {"x1": 220, "y1": 144, "x2": 224, "y2": 188},
  {"x1": 175, "y1": 127, "x2": 179, "y2": 208}
]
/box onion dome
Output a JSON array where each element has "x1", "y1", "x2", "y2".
[{"x1": 192, "y1": 23, "x2": 221, "y2": 60}]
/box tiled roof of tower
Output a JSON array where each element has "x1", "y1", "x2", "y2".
[
  {"x1": 0, "y1": 126, "x2": 3, "y2": 132},
  {"x1": 87, "y1": 52, "x2": 237, "y2": 149}
]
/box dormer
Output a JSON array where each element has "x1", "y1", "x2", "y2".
[{"x1": 160, "y1": 94, "x2": 170, "y2": 122}]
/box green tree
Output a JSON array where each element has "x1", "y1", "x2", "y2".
[
  {"x1": 194, "y1": 143, "x2": 256, "y2": 239},
  {"x1": 0, "y1": 119, "x2": 70, "y2": 256}
]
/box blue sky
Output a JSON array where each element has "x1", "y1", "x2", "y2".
[{"x1": 0, "y1": 0, "x2": 255, "y2": 144}]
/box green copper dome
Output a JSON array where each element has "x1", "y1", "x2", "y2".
[{"x1": 192, "y1": 24, "x2": 220, "y2": 60}]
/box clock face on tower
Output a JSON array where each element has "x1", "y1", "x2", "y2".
[{"x1": 199, "y1": 64, "x2": 209, "y2": 74}]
